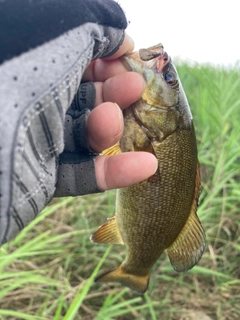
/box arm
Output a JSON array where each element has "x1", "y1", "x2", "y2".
[
  {"x1": 0, "y1": 0, "x2": 127, "y2": 244},
  {"x1": 0, "y1": 0, "x2": 157, "y2": 244}
]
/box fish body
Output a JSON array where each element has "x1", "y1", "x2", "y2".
[{"x1": 91, "y1": 44, "x2": 205, "y2": 293}]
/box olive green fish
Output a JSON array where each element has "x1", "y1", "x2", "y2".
[{"x1": 90, "y1": 44, "x2": 205, "y2": 294}]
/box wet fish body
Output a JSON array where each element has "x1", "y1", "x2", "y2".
[{"x1": 91, "y1": 44, "x2": 205, "y2": 293}]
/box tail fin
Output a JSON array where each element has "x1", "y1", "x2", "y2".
[{"x1": 95, "y1": 265, "x2": 150, "y2": 294}]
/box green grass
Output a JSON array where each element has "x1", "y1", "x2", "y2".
[{"x1": 1, "y1": 61, "x2": 240, "y2": 319}]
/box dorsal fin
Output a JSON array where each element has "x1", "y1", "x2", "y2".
[
  {"x1": 90, "y1": 215, "x2": 124, "y2": 245},
  {"x1": 166, "y1": 163, "x2": 205, "y2": 272}
]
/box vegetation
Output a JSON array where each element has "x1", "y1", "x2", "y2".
[{"x1": 1, "y1": 61, "x2": 240, "y2": 319}]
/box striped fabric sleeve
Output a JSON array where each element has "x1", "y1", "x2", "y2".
[{"x1": 0, "y1": 0, "x2": 127, "y2": 244}]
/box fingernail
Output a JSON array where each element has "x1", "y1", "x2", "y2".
[
  {"x1": 113, "y1": 103, "x2": 123, "y2": 139},
  {"x1": 113, "y1": 102, "x2": 122, "y2": 122}
]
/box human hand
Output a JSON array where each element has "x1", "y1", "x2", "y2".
[
  {"x1": 1, "y1": 0, "x2": 149, "y2": 244},
  {"x1": 83, "y1": 34, "x2": 158, "y2": 191}
]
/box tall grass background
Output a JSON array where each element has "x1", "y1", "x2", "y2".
[{"x1": 0, "y1": 61, "x2": 240, "y2": 320}]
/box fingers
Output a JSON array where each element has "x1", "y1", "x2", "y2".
[
  {"x1": 82, "y1": 33, "x2": 134, "y2": 82},
  {"x1": 104, "y1": 33, "x2": 135, "y2": 60},
  {"x1": 95, "y1": 152, "x2": 158, "y2": 191},
  {"x1": 82, "y1": 58, "x2": 127, "y2": 82},
  {"x1": 94, "y1": 72, "x2": 145, "y2": 109},
  {"x1": 96, "y1": 152, "x2": 158, "y2": 190},
  {"x1": 87, "y1": 72, "x2": 145, "y2": 152},
  {"x1": 82, "y1": 33, "x2": 158, "y2": 192},
  {"x1": 87, "y1": 102, "x2": 123, "y2": 153}
]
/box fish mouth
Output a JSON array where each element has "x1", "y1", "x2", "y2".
[
  {"x1": 139, "y1": 44, "x2": 170, "y2": 72},
  {"x1": 157, "y1": 51, "x2": 170, "y2": 72}
]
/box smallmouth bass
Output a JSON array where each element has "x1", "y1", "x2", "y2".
[{"x1": 91, "y1": 44, "x2": 205, "y2": 294}]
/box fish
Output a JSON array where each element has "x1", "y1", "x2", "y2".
[{"x1": 90, "y1": 43, "x2": 205, "y2": 294}]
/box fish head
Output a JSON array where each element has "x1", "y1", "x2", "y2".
[
  {"x1": 122, "y1": 43, "x2": 179, "y2": 107},
  {"x1": 121, "y1": 44, "x2": 192, "y2": 140}
]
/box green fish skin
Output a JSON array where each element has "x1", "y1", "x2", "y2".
[{"x1": 91, "y1": 44, "x2": 205, "y2": 294}]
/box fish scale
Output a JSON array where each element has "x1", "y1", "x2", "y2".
[{"x1": 91, "y1": 43, "x2": 205, "y2": 293}]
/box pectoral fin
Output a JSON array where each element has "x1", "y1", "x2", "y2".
[
  {"x1": 90, "y1": 215, "x2": 124, "y2": 245},
  {"x1": 166, "y1": 163, "x2": 205, "y2": 272},
  {"x1": 102, "y1": 143, "x2": 122, "y2": 156},
  {"x1": 95, "y1": 265, "x2": 150, "y2": 294}
]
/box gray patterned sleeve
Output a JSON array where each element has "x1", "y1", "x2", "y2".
[{"x1": 0, "y1": 0, "x2": 127, "y2": 244}]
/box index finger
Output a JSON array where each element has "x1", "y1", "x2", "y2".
[
  {"x1": 103, "y1": 32, "x2": 135, "y2": 60},
  {"x1": 82, "y1": 33, "x2": 134, "y2": 82}
]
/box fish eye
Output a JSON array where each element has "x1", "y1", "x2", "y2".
[{"x1": 164, "y1": 71, "x2": 177, "y2": 85}]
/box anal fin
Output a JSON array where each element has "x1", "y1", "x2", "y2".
[
  {"x1": 90, "y1": 215, "x2": 124, "y2": 245},
  {"x1": 166, "y1": 163, "x2": 206, "y2": 272},
  {"x1": 166, "y1": 210, "x2": 205, "y2": 272}
]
